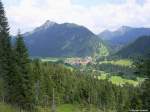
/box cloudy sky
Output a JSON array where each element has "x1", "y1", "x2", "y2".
[{"x1": 2, "y1": 0, "x2": 150, "y2": 35}]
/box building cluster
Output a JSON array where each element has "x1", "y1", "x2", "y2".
[{"x1": 65, "y1": 57, "x2": 93, "y2": 66}]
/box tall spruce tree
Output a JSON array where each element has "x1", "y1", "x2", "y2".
[
  {"x1": 0, "y1": 0, "x2": 19, "y2": 103},
  {"x1": 0, "y1": 0, "x2": 10, "y2": 78},
  {"x1": 15, "y1": 32, "x2": 34, "y2": 109},
  {"x1": 137, "y1": 56, "x2": 150, "y2": 111}
]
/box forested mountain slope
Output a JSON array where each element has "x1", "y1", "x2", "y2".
[
  {"x1": 116, "y1": 36, "x2": 150, "y2": 58},
  {"x1": 22, "y1": 20, "x2": 109, "y2": 57},
  {"x1": 98, "y1": 26, "x2": 150, "y2": 52}
]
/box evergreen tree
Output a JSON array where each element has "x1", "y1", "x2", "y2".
[
  {"x1": 0, "y1": 0, "x2": 19, "y2": 103},
  {"x1": 0, "y1": 0, "x2": 10, "y2": 78},
  {"x1": 137, "y1": 56, "x2": 150, "y2": 111},
  {"x1": 15, "y1": 32, "x2": 34, "y2": 109},
  {"x1": 141, "y1": 79, "x2": 150, "y2": 111},
  {"x1": 134, "y1": 55, "x2": 150, "y2": 111}
]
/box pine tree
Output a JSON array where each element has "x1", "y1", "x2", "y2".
[
  {"x1": 0, "y1": 0, "x2": 19, "y2": 103},
  {"x1": 15, "y1": 32, "x2": 34, "y2": 109},
  {"x1": 138, "y1": 56, "x2": 150, "y2": 111},
  {"x1": 0, "y1": 0, "x2": 10, "y2": 77},
  {"x1": 135, "y1": 55, "x2": 150, "y2": 111}
]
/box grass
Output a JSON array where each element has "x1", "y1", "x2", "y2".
[
  {"x1": 0, "y1": 103, "x2": 105, "y2": 112},
  {"x1": 57, "y1": 104, "x2": 79, "y2": 112},
  {"x1": 0, "y1": 102, "x2": 19, "y2": 112},
  {"x1": 30, "y1": 104, "x2": 79, "y2": 112},
  {"x1": 40, "y1": 57, "x2": 78, "y2": 62},
  {"x1": 41, "y1": 57, "x2": 60, "y2": 62},
  {"x1": 64, "y1": 65, "x2": 74, "y2": 71},
  {"x1": 35, "y1": 104, "x2": 102, "y2": 112},
  {"x1": 97, "y1": 59, "x2": 144, "y2": 86},
  {"x1": 40, "y1": 57, "x2": 74, "y2": 71},
  {"x1": 97, "y1": 71, "x2": 144, "y2": 86},
  {"x1": 99, "y1": 59, "x2": 133, "y2": 67},
  {"x1": 109, "y1": 76, "x2": 138, "y2": 86}
]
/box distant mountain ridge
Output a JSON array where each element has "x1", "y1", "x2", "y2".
[
  {"x1": 116, "y1": 36, "x2": 150, "y2": 58},
  {"x1": 98, "y1": 26, "x2": 150, "y2": 52},
  {"x1": 99, "y1": 26, "x2": 132, "y2": 41},
  {"x1": 22, "y1": 20, "x2": 109, "y2": 57}
]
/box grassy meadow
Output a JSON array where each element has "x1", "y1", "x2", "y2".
[{"x1": 99, "y1": 59, "x2": 133, "y2": 67}]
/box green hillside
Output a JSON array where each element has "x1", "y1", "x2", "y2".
[
  {"x1": 99, "y1": 59, "x2": 132, "y2": 67},
  {"x1": 116, "y1": 36, "x2": 150, "y2": 58}
]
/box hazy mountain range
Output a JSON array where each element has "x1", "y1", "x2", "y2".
[
  {"x1": 12, "y1": 20, "x2": 150, "y2": 58},
  {"x1": 116, "y1": 36, "x2": 150, "y2": 58},
  {"x1": 98, "y1": 26, "x2": 150, "y2": 52},
  {"x1": 21, "y1": 20, "x2": 109, "y2": 57}
]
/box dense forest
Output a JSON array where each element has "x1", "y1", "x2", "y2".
[{"x1": 0, "y1": 0, "x2": 150, "y2": 112}]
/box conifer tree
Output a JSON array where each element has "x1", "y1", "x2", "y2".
[
  {"x1": 15, "y1": 32, "x2": 34, "y2": 109},
  {"x1": 0, "y1": 0, "x2": 10, "y2": 77},
  {"x1": 0, "y1": 0, "x2": 19, "y2": 103},
  {"x1": 137, "y1": 56, "x2": 150, "y2": 111}
]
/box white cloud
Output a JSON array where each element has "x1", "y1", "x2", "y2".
[{"x1": 3, "y1": 0, "x2": 150, "y2": 35}]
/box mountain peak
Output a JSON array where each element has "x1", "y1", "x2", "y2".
[
  {"x1": 62, "y1": 23, "x2": 80, "y2": 28},
  {"x1": 101, "y1": 30, "x2": 112, "y2": 34},
  {"x1": 23, "y1": 21, "x2": 108, "y2": 57},
  {"x1": 118, "y1": 26, "x2": 132, "y2": 33},
  {"x1": 33, "y1": 20, "x2": 57, "y2": 33},
  {"x1": 42, "y1": 20, "x2": 57, "y2": 28},
  {"x1": 120, "y1": 26, "x2": 132, "y2": 29}
]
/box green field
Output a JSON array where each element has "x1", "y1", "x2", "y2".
[
  {"x1": 0, "y1": 103, "x2": 105, "y2": 112},
  {"x1": 97, "y1": 72, "x2": 144, "y2": 86},
  {"x1": 0, "y1": 102, "x2": 19, "y2": 112},
  {"x1": 37, "y1": 104, "x2": 114, "y2": 112},
  {"x1": 96, "y1": 59, "x2": 145, "y2": 86},
  {"x1": 41, "y1": 57, "x2": 60, "y2": 62},
  {"x1": 99, "y1": 59, "x2": 133, "y2": 67}
]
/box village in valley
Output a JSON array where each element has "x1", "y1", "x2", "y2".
[{"x1": 64, "y1": 57, "x2": 93, "y2": 66}]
